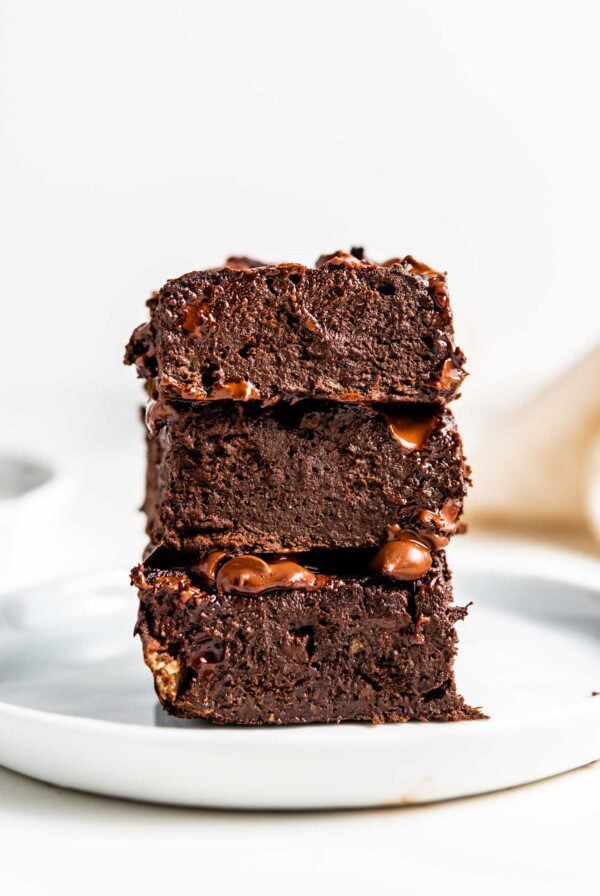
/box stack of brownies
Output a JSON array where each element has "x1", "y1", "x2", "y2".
[{"x1": 125, "y1": 249, "x2": 482, "y2": 724}]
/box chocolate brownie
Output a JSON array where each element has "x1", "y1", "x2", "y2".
[
  {"x1": 133, "y1": 550, "x2": 482, "y2": 724},
  {"x1": 143, "y1": 400, "x2": 469, "y2": 553},
  {"x1": 125, "y1": 250, "x2": 466, "y2": 405}
]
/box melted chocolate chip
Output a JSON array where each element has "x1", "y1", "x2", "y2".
[
  {"x1": 160, "y1": 374, "x2": 207, "y2": 401},
  {"x1": 387, "y1": 519, "x2": 449, "y2": 551},
  {"x1": 436, "y1": 358, "x2": 466, "y2": 392},
  {"x1": 216, "y1": 555, "x2": 328, "y2": 595},
  {"x1": 182, "y1": 301, "x2": 214, "y2": 334},
  {"x1": 380, "y1": 408, "x2": 438, "y2": 452},
  {"x1": 415, "y1": 499, "x2": 461, "y2": 548},
  {"x1": 337, "y1": 391, "x2": 364, "y2": 401},
  {"x1": 153, "y1": 572, "x2": 191, "y2": 590},
  {"x1": 370, "y1": 534, "x2": 432, "y2": 581},
  {"x1": 419, "y1": 499, "x2": 460, "y2": 534},
  {"x1": 191, "y1": 550, "x2": 230, "y2": 587},
  {"x1": 415, "y1": 530, "x2": 449, "y2": 549},
  {"x1": 210, "y1": 379, "x2": 261, "y2": 400}
]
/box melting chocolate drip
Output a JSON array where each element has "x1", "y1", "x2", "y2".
[
  {"x1": 191, "y1": 550, "x2": 230, "y2": 587},
  {"x1": 153, "y1": 520, "x2": 460, "y2": 598},
  {"x1": 216, "y1": 555, "x2": 328, "y2": 595}
]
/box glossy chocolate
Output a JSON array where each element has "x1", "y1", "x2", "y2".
[
  {"x1": 182, "y1": 301, "x2": 214, "y2": 335},
  {"x1": 381, "y1": 408, "x2": 437, "y2": 452},
  {"x1": 159, "y1": 374, "x2": 207, "y2": 401},
  {"x1": 216, "y1": 554, "x2": 328, "y2": 595},
  {"x1": 191, "y1": 550, "x2": 230, "y2": 587},
  {"x1": 419, "y1": 498, "x2": 460, "y2": 534},
  {"x1": 436, "y1": 357, "x2": 466, "y2": 391},
  {"x1": 370, "y1": 533, "x2": 432, "y2": 581},
  {"x1": 210, "y1": 379, "x2": 261, "y2": 400}
]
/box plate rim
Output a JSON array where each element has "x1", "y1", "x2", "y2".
[{"x1": 0, "y1": 688, "x2": 599, "y2": 741}]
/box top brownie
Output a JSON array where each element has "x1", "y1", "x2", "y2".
[{"x1": 125, "y1": 249, "x2": 466, "y2": 404}]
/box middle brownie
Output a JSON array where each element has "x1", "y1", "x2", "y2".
[{"x1": 145, "y1": 399, "x2": 469, "y2": 553}]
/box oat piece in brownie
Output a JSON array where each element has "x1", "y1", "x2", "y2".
[
  {"x1": 133, "y1": 550, "x2": 482, "y2": 724},
  {"x1": 125, "y1": 250, "x2": 466, "y2": 405},
  {"x1": 143, "y1": 400, "x2": 469, "y2": 554}
]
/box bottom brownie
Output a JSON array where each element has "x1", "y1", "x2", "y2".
[{"x1": 132, "y1": 552, "x2": 482, "y2": 724}]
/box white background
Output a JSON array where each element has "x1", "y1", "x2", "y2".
[
  {"x1": 1, "y1": 0, "x2": 599, "y2": 416},
  {"x1": 1, "y1": 2, "x2": 599, "y2": 893}
]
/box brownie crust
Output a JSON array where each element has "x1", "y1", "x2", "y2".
[
  {"x1": 125, "y1": 251, "x2": 466, "y2": 405},
  {"x1": 133, "y1": 553, "x2": 482, "y2": 725},
  {"x1": 144, "y1": 400, "x2": 469, "y2": 554}
]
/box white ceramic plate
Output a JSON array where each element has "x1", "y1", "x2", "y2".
[{"x1": 0, "y1": 568, "x2": 598, "y2": 809}]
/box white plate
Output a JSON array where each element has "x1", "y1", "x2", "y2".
[
  {"x1": 0, "y1": 568, "x2": 598, "y2": 809},
  {"x1": 0, "y1": 451, "x2": 66, "y2": 572}
]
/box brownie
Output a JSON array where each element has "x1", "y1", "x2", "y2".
[
  {"x1": 125, "y1": 250, "x2": 466, "y2": 405},
  {"x1": 132, "y1": 551, "x2": 482, "y2": 724},
  {"x1": 143, "y1": 400, "x2": 469, "y2": 553}
]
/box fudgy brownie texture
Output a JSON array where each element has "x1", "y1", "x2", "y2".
[
  {"x1": 125, "y1": 250, "x2": 466, "y2": 405},
  {"x1": 132, "y1": 552, "x2": 482, "y2": 724},
  {"x1": 143, "y1": 400, "x2": 469, "y2": 553}
]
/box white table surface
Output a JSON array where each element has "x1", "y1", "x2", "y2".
[
  {"x1": 0, "y1": 759, "x2": 598, "y2": 896},
  {"x1": 1, "y1": 390, "x2": 599, "y2": 894}
]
